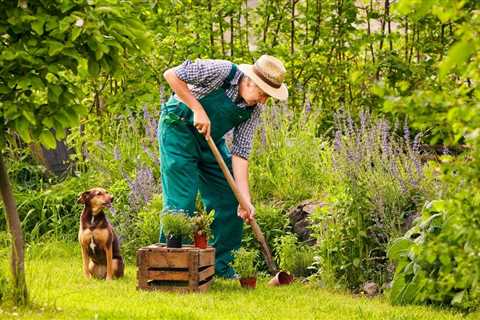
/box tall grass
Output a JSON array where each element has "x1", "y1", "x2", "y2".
[{"x1": 250, "y1": 103, "x2": 330, "y2": 208}]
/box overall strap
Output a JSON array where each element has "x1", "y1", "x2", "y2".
[{"x1": 221, "y1": 64, "x2": 238, "y2": 90}]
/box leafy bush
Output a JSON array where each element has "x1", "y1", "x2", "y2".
[
  {"x1": 273, "y1": 234, "x2": 314, "y2": 277},
  {"x1": 135, "y1": 195, "x2": 162, "y2": 245},
  {"x1": 231, "y1": 248, "x2": 258, "y2": 279},
  {"x1": 388, "y1": 194, "x2": 480, "y2": 311},
  {"x1": 310, "y1": 110, "x2": 435, "y2": 290},
  {"x1": 160, "y1": 212, "x2": 192, "y2": 240}
]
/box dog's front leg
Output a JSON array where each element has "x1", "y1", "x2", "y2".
[
  {"x1": 105, "y1": 244, "x2": 113, "y2": 280},
  {"x1": 81, "y1": 246, "x2": 92, "y2": 279}
]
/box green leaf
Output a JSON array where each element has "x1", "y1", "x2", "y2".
[
  {"x1": 353, "y1": 258, "x2": 360, "y2": 267},
  {"x1": 30, "y1": 76, "x2": 45, "y2": 90},
  {"x1": 46, "y1": 40, "x2": 65, "y2": 56},
  {"x1": 58, "y1": 16, "x2": 74, "y2": 33},
  {"x1": 88, "y1": 59, "x2": 100, "y2": 77},
  {"x1": 451, "y1": 290, "x2": 465, "y2": 306},
  {"x1": 14, "y1": 118, "x2": 32, "y2": 143},
  {"x1": 55, "y1": 128, "x2": 65, "y2": 140},
  {"x1": 39, "y1": 130, "x2": 57, "y2": 149},
  {"x1": 48, "y1": 85, "x2": 63, "y2": 103},
  {"x1": 71, "y1": 26, "x2": 82, "y2": 41},
  {"x1": 42, "y1": 117, "x2": 54, "y2": 128},
  {"x1": 31, "y1": 17, "x2": 46, "y2": 35},
  {"x1": 21, "y1": 109, "x2": 37, "y2": 125},
  {"x1": 388, "y1": 238, "x2": 414, "y2": 262},
  {"x1": 439, "y1": 40, "x2": 474, "y2": 78}
]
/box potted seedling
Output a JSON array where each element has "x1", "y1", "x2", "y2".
[
  {"x1": 231, "y1": 248, "x2": 258, "y2": 289},
  {"x1": 191, "y1": 209, "x2": 215, "y2": 249},
  {"x1": 161, "y1": 212, "x2": 192, "y2": 248}
]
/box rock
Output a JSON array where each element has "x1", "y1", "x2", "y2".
[
  {"x1": 362, "y1": 281, "x2": 379, "y2": 297},
  {"x1": 288, "y1": 200, "x2": 325, "y2": 245}
]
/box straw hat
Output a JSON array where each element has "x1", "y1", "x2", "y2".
[{"x1": 238, "y1": 55, "x2": 288, "y2": 101}]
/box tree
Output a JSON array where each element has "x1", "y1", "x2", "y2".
[{"x1": 0, "y1": 0, "x2": 151, "y2": 305}]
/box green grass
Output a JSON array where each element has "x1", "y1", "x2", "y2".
[{"x1": 0, "y1": 241, "x2": 478, "y2": 320}]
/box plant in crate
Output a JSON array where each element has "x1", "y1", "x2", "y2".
[
  {"x1": 160, "y1": 211, "x2": 192, "y2": 248},
  {"x1": 231, "y1": 248, "x2": 258, "y2": 289},
  {"x1": 191, "y1": 209, "x2": 215, "y2": 249}
]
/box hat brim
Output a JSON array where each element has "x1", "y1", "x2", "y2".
[{"x1": 238, "y1": 64, "x2": 288, "y2": 101}]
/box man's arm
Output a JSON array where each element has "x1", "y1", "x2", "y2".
[
  {"x1": 163, "y1": 68, "x2": 211, "y2": 137},
  {"x1": 232, "y1": 155, "x2": 255, "y2": 222}
]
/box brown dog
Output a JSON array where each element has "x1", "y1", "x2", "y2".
[{"x1": 77, "y1": 187, "x2": 124, "y2": 280}]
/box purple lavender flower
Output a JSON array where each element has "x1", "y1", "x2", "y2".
[
  {"x1": 403, "y1": 118, "x2": 410, "y2": 144},
  {"x1": 123, "y1": 165, "x2": 161, "y2": 212},
  {"x1": 305, "y1": 96, "x2": 312, "y2": 115},
  {"x1": 114, "y1": 146, "x2": 121, "y2": 161},
  {"x1": 334, "y1": 130, "x2": 342, "y2": 151}
]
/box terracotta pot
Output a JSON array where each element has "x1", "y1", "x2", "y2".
[
  {"x1": 268, "y1": 271, "x2": 294, "y2": 286},
  {"x1": 194, "y1": 233, "x2": 208, "y2": 249},
  {"x1": 166, "y1": 234, "x2": 182, "y2": 248},
  {"x1": 239, "y1": 277, "x2": 257, "y2": 289}
]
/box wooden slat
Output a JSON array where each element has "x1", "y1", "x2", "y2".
[
  {"x1": 198, "y1": 266, "x2": 215, "y2": 282},
  {"x1": 146, "y1": 270, "x2": 189, "y2": 281},
  {"x1": 197, "y1": 279, "x2": 214, "y2": 292},
  {"x1": 188, "y1": 250, "x2": 199, "y2": 288},
  {"x1": 198, "y1": 248, "x2": 215, "y2": 267},
  {"x1": 140, "y1": 285, "x2": 191, "y2": 293},
  {"x1": 144, "y1": 250, "x2": 189, "y2": 268}
]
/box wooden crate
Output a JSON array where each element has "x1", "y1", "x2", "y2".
[{"x1": 136, "y1": 244, "x2": 215, "y2": 292}]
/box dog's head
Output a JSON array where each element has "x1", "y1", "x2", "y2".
[{"x1": 77, "y1": 187, "x2": 113, "y2": 214}]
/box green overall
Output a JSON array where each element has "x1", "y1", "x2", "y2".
[{"x1": 157, "y1": 65, "x2": 254, "y2": 278}]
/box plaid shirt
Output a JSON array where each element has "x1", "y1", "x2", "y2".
[{"x1": 174, "y1": 59, "x2": 262, "y2": 160}]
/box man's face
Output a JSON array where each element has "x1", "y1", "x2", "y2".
[{"x1": 240, "y1": 76, "x2": 270, "y2": 106}]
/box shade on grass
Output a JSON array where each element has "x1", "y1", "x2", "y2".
[{"x1": 0, "y1": 241, "x2": 478, "y2": 320}]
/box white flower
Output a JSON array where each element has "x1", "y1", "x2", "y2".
[{"x1": 75, "y1": 18, "x2": 84, "y2": 27}]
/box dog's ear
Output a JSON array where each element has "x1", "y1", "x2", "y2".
[{"x1": 77, "y1": 191, "x2": 91, "y2": 204}]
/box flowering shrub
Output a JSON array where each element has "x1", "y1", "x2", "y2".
[{"x1": 310, "y1": 110, "x2": 436, "y2": 290}]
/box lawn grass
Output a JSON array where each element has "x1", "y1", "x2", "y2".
[{"x1": 0, "y1": 241, "x2": 478, "y2": 320}]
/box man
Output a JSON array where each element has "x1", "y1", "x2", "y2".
[{"x1": 158, "y1": 55, "x2": 288, "y2": 278}]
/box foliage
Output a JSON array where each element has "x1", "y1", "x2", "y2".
[
  {"x1": 0, "y1": 0, "x2": 152, "y2": 149},
  {"x1": 309, "y1": 110, "x2": 435, "y2": 290},
  {"x1": 231, "y1": 247, "x2": 258, "y2": 279},
  {"x1": 385, "y1": 0, "x2": 480, "y2": 312},
  {"x1": 388, "y1": 196, "x2": 480, "y2": 311},
  {"x1": 240, "y1": 202, "x2": 290, "y2": 271},
  {"x1": 0, "y1": 263, "x2": 7, "y2": 302},
  {"x1": 160, "y1": 212, "x2": 192, "y2": 240},
  {"x1": 273, "y1": 234, "x2": 314, "y2": 277},
  {"x1": 0, "y1": 171, "x2": 99, "y2": 241},
  {"x1": 250, "y1": 106, "x2": 328, "y2": 207},
  {"x1": 112, "y1": 193, "x2": 162, "y2": 259},
  {"x1": 191, "y1": 209, "x2": 215, "y2": 238}
]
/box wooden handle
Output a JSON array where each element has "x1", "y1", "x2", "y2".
[{"x1": 205, "y1": 136, "x2": 278, "y2": 275}]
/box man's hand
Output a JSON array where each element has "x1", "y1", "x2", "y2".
[
  {"x1": 237, "y1": 203, "x2": 255, "y2": 224},
  {"x1": 193, "y1": 108, "x2": 211, "y2": 137}
]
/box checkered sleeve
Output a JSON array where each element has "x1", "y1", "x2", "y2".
[
  {"x1": 174, "y1": 59, "x2": 232, "y2": 88},
  {"x1": 231, "y1": 106, "x2": 262, "y2": 160}
]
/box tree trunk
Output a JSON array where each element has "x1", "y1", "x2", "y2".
[
  {"x1": 0, "y1": 152, "x2": 28, "y2": 306},
  {"x1": 208, "y1": 0, "x2": 214, "y2": 56},
  {"x1": 230, "y1": 15, "x2": 234, "y2": 56}
]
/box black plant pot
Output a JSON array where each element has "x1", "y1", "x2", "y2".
[{"x1": 166, "y1": 234, "x2": 182, "y2": 248}]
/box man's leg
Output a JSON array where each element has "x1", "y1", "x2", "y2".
[
  {"x1": 158, "y1": 113, "x2": 199, "y2": 242},
  {"x1": 198, "y1": 141, "x2": 243, "y2": 278}
]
